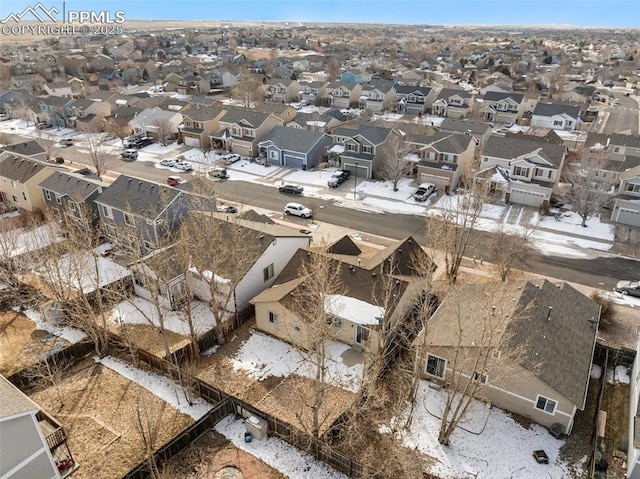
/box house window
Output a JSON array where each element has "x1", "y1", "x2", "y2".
[
  {"x1": 11, "y1": 195, "x2": 18, "y2": 203},
  {"x1": 491, "y1": 349, "x2": 501, "y2": 360},
  {"x1": 105, "y1": 223, "x2": 116, "y2": 237},
  {"x1": 55, "y1": 194, "x2": 62, "y2": 204},
  {"x1": 362, "y1": 145, "x2": 372, "y2": 154},
  {"x1": 513, "y1": 166, "x2": 529, "y2": 177},
  {"x1": 333, "y1": 317, "x2": 343, "y2": 329},
  {"x1": 69, "y1": 201, "x2": 77, "y2": 212},
  {"x1": 103, "y1": 205, "x2": 113, "y2": 219},
  {"x1": 613, "y1": 147, "x2": 620, "y2": 153},
  {"x1": 534, "y1": 168, "x2": 551, "y2": 179},
  {"x1": 22, "y1": 192, "x2": 27, "y2": 201},
  {"x1": 472, "y1": 371, "x2": 488, "y2": 384},
  {"x1": 143, "y1": 240, "x2": 154, "y2": 250},
  {"x1": 269, "y1": 150, "x2": 279, "y2": 160},
  {"x1": 535, "y1": 395, "x2": 557, "y2": 414},
  {"x1": 124, "y1": 213, "x2": 135, "y2": 227},
  {"x1": 263, "y1": 263, "x2": 275, "y2": 282},
  {"x1": 425, "y1": 354, "x2": 446, "y2": 378},
  {"x1": 346, "y1": 143, "x2": 358, "y2": 152},
  {"x1": 553, "y1": 120, "x2": 563, "y2": 126},
  {"x1": 44, "y1": 190, "x2": 52, "y2": 201},
  {"x1": 626, "y1": 183, "x2": 640, "y2": 193},
  {"x1": 268, "y1": 311, "x2": 278, "y2": 324}
]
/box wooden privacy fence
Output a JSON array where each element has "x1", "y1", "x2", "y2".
[{"x1": 121, "y1": 342, "x2": 385, "y2": 479}]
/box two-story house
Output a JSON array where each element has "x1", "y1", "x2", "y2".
[
  {"x1": 1, "y1": 141, "x2": 47, "y2": 162},
  {"x1": 531, "y1": 103, "x2": 582, "y2": 131},
  {"x1": 258, "y1": 125, "x2": 333, "y2": 169},
  {"x1": 298, "y1": 81, "x2": 327, "y2": 106},
  {"x1": 433, "y1": 88, "x2": 475, "y2": 118},
  {"x1": 478, "y1": 135, "x2": 567, "y2": 207},
  {"x1": 39, "y1": 171, "x2": 106, "y2": 226},
  {"x1": 39, "y1": 97, "x2": 74, "y2": 129},
  {"x1": 611, "y1": 165, "x2": 640, "y2": 227},
  {"x1": 411, "y1": 132, "x2": 477, "y2": 193},
  {"x1": 322, "y1": 81, "x2": 363, "y2": 109},
  {"x1": 129, "y1": 108, "x2": 182, "y2": 142},
  {"x1": 359, "y1": 82, "x2": 396, "y2": 112},
  {"x1": 438, "y1": 117, "x2": 492, "y2": 146},
  {"x1": 94, "y1": 175, "x2": 193, "y2": 254},
  {"x1": 330, "y1": 125, "x2": 395, "y2": 179},
  {"x1": 478, "y1": 91, "x2": 526, "y2": 125},
  {"x1": 340, "y1": 69, "x2": 370, "y2": 84},
  {"x1": 176, "y1": 74, "x2": 210, "y2": 95},
  {"x1": 180, "y1": 107, "x2": 225, "y2": 149},
  {"x1": 265, "y1": 79, "x2": 300, "y2": 104},
  {"x1": 0, "y1": 156, "x2": 58, "y2": 211},
  {"x1": 393, "y1": 85, "x2": 436, "y2": 116},
  {"x1": 209, "y1": 107, "x2": 283, "y2": 158}
]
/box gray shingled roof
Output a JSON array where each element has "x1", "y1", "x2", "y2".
[
  {"x1": 483, "y1": 135, "x2": 566, "y2": 168},
  {"x1": 422, "y1": 279, "x2": 599, "y2": 408},
  {"x1": 482, "y1": 91, "x2": 524, "y2": 103},
  {"x1": 1, "y1": 141, "x2": 46, "y2": 158},
  {"x1": 38, "y1": 171, "x2": 104, "y2": 200},
  {"x1": 333, "y1": 125, "x2": 393, "y2": 145},
  {"x1": 183, "y1": 107, "x2": 224, "y2": 122},
  {"x1": 0, "y1": 156, "x2": 49, "y2": 182},
  {"x1": 0, "y1": 375, "x2": 39, "y2": 418},
  {"x1": 585, "y1": 132, "x2": 640, "y2": 149},
  {"x1": 394, "y1": 85, "x2": 432, "y2": 96},
  {"x1": 437, "y1": 88, "x2": 473, "y2": 100},
  {"x1": 259, "y1": 126, "x2": 328, "y2": 152},
  {"x1": 220, "y1": 107, "x2": 273, "y2": 128},
  {"x1": 439, "y1": 118, "x2": 491, "y2": 135},
  {"x1": 533, "y1": 102, "x2": 581, "y2": 118},
  {"x1": 94, "y1": 175, "x2": 183, "y2": 219}
]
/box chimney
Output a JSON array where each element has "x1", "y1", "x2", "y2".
[{"x1": 546, "y1": 306, "x2": 553, "y2": 321}]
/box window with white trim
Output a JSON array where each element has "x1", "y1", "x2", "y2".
[
  {"x1": 44, "y1": 190, "x2": 52, "y2": 201},
  {"x1": 268, "y1": 311, "x2": 278, "y2": 324},
  {"x1": 535, "y1": 395, "x2": 557, "y2": 414},
  {"x1": 333, "y1": 317, "x2": 343, "y2": 329},
  {"x1": 425, "y1": 354, "x2": 446, "y2": 378},
  {"x1": 553, "y1": 120, "x2": 563, "y2": 127},
  {"x1": 269, "y1": 150, "x2": 278, "y2": 160},
  {"x1": 513, "y1": 166, "x2": 529, "y2": 177},
  {"x1": 626, "y1": 183, "x2": 640, "y2": 193},
  {"x1": 103, "y1": 205, "x2": 114, "y2": 219},
  {"x1": 105, "y1": 224, "x2": 116, "y2": 237},
  {"x1": 472, "y1": 371, "x2": 488, "y2": 384},
  {"x1": 263, "y1": 263, "x2": 274, "y2": 282},
  {"x1": 124, "y1": 213, "x2": 135, "y2": 227},
  {"x1": 55, "y1": 193, "x2": 62, "y2": 204}
]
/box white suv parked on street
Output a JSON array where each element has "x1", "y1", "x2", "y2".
[{"x1": 284, "y1": 202, "x2": 312, "y2": 219}]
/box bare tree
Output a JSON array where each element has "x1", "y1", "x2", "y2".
[
  {"x1": 230, "y1": 70, "x2": 263, "y2": 108},
  {"x1": 85, "y1": 129, "x2": 114, "y2": 177},
  {"x1": 34, "y1": 128, "x2": 59, "y2": 161},
  {"x1": 10, "y1": 95, "x2": 33, "y2": 127},
  {"x1": 23, "y1": 341, "x2": 70, "y2": 411},
  {"x1": 153, "y1": 118, "x2": 174, "y2": 146},
  {"x1": 104, "y1": 118, "x2": 131, "y2": 146},
  {"x1": 130, "y1": 392, "x2": 165, "y2": 479},
  {"x1": 376, "y1": 132, "x2": 414, "y2": 192},
  {"x1": 487, "y1": 222, "x2": 539, "y2": 281},
  {"x1": 425, "y1": 184, "x2": 484, "y2": 285},
  {"x1": 325, "y1": 57, "x2": 341, "y2": 80},
  {"x1": 563, "y1": 153, "x2": 618, "y2": 227},
  {"x1": 286, "y1": 248, "x2": 347, "y2": 438}
]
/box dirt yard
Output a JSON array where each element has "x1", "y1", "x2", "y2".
[
  {"x1": 0, "y1": 309, "x2": 69, "y2": 376},
  {"x1": 109, "y1": 322, "x2": 190, "y2": 358},
  {"x1": 196, "y1": 319, "x2": 356, "y2": 434},
  {"x1": 29, "y1": 356, "x2": 194, "y2": 479}
]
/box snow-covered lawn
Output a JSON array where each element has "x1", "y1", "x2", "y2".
[
  {"x1": 230, "y1": 331, "x2": 363, "y2": 393},
  {"x1": 108, "y1": 296, "x2": 219, "y2": 336},
  {"x1": 599, "y1": 290, "x2": 640, "y2": 308},
  {"x1": 19, "y1": 307, "x2": 87, "y2": 344},
  {"x1": 535, "y1": 210, "x2": 615, "y2": 241},
  {"x1": 380, "y1": 380, "x2": 581, "y2": 479}
]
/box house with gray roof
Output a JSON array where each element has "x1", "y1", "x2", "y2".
[
  {"x1": 286, "y1": 109, "x2": 346, "y2": 133},
  {"x1": 414, "y1": 279, "x2": 599, "y2": 435},
  {"x1": 611, "y1": 164, "x2": 640, "y2": 227},
  {"x1": 477, "y1": 91, "x2": 527, "y2": 125},
  {"x1": 39, "y1": 171, "x2": 106, "y2": 226},
  {"x1": 39, "y1": 96, "x2": 74, "y2": 129},
  {"x1": 257, "y1": 126, "x2": 333, "y2": 170},
  {"x1": 180, "y1": 107, "x2": 225, "y2": 149},
  {"x1": 438, "y1": 117, "x2": 492, "y2": 145},
  {"x1": 0, "y1": 156, "x2": 58, "y2": 211},
  {"x1": 265, "y1": 78, "x2": 300, "y2": 104},
  {"x1": 393, "y1": 85, "x2": 436, "y2": 115},
  {"x1": 209, "y1": 107, "x2": 283, "y2": 157},
  {"x1": 531, "y1": 103, "x2": 582, "y2": 131},
  {"x1": 411, "y1": 132, "x2": 477, "y2": 192},
  {"x1": 129, "y1": 108, "x2": 182, "y2": 142},
  {"x1": 322, "y1": 81, "x2": 363, "y2": 109},
  {"x1": 94, "y1": 175, "x2": 192, "y2": 254},
  {"x1": 0, "y1": 140, "x2": 47, "y2": 162},
  {"x1": 478, "y1": 135, "x2": 567, "y2": 207},
  {"x1": 433, "y1": 88, "x2": 475, "y2": 119},
  {"x1": 359, "y1": 82, "x2": 396, "y2": 113},
  {"x1": 331, "y1": 125, "x2": 395, "y2": 179},
  {"x1": 298, "y1": 81, "x2": 327, "y2": 105}
]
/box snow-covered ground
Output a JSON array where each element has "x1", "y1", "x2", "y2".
[
  {"x1": 18, "y1": 307, "x2": 87, "y2": 344},
  {"x1": 379, "y1": 380, "x2": 582, "y2": 479}
]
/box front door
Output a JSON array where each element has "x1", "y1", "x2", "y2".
[{"x1": 355, "y1": 325, "x2": 369, "y2": 346}]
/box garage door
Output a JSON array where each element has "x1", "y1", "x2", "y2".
[
  {"x1": 343, "y1": 163, "x2": 369, "y2": 179},
  {"x1": 419, "y1": 173, "x2": 450, "y2": 191},
  {"x1": 615, "y1": 208, "x2": 640, "y2": 227},
  {"x1": 509, "y1": 189, "x2": 545, "y2": 207},
  {"x1": 283, "y1": 154, "x2": 304, "y2": 169},
  {"x1": 183, "y1": 136, "x2": 200, "y2": 147}
]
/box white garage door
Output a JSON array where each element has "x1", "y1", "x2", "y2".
[
  {"x1": 616, "y1": 208, "x2": 640, "y2": 227},
  {"x1": 184, "y1": 136, "x2": 200, "y2": 147},
  {"x1": 509, "y1": 189, "x2": 545, "y2": 207},
  {"x1": 419, "y1": 173, "x2": 450, "y2": 191}
]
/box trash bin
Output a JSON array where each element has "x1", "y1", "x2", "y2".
[{"x1": 245, "y1": 415, "x2": 267, "y2": 440}]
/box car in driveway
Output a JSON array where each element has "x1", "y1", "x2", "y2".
[
  {"x1": 614, "y1": 280, "x2": 640, "y2": 297},
  {"x1": 284, "y1": 202, "x2": 312, "y2": 218},
  {"x1": 159, "y1": 158, "x2": 177, "y2": 167},
  {"x1": 121, "y1": 149, "x2": 139, "y2": 161},
  {"x1": 279, "y1": 184, "x2": 304, "y2": 194},
  {"x1": 217, "y1": 204, "x2": 238, "y2": 214},
  {"x1": 166, "y1": 175, "x2": 187, "y2": 186},
  {"x1": 327, "y1": 170, "x2": 351, "y2": 188},
  {"x1": 0, "y1": 114, "x2": 10, "y2": 121},
  {"x1": 135, "y1": 137, "x2": 155, "y2": 148},
  {"x1": 222, "y1": 153, "x2": 242, "y2": 165},
  {"x1": 412, "y1": 182, "x2": 437, "y2": 201},
  {"x1": 57, "y1": 138, "x2": 73, "y2": 147},
  {"x1": 175, "y1": 161, "x2": 194, "y2": 172}
]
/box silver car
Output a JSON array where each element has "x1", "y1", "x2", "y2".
[{"x1": 614, "y1": 280, "x2": 640, "y2": 297}]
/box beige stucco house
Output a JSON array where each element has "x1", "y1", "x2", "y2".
[
  {"x1": 0, "y1": 156, "x2": 58, "y2": 211},
  {"x1": 414, "y1": 279, "x2": 599, "y2": 435}
]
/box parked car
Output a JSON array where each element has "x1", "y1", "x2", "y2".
[
  {"x1": 135, "y1": 137, "x2": 155, "y2": 149},
  {"x1": 121, "y1": 149, "x2": 139, "y2": 161},
  {"x1": 166, "y1": 175, "x2": 187, "y2": 186},
  {"x1": 413, "y1": 182, "x2": 437, "y2": 201},
  {"x1": 614, "y1": 280, "x2": 640, "y2": 297},
  {"x1": 175, "y1": 161, "x2": 193, "y2": 172},
  {"x1": 284, "y1": 202, "x2": 312, "y2": 218},
  {"x1": 224, "y1": 154, "x2": 242, "y2": 165},
  {"x1": 57, "y1": 138, "x2": 73, "y2": 147},
  {"x1": 217, "y1": 204, "x2": 238, "y2": 214},
  {"x1": 0, "y1": 114, "x2": 10, "y2": 121},
  {"x1": 159, "y1": 158, "x2": 177, "y2": 167},
  {"x1": 36, "y1": 122, "x2": 52, "y2": 130},
  {"x1": 123, "y1": 135, "x2": 144, "y2": 148},
  {"x1": 327, "y1": 170, "x2": 351, "y2": 188},
  {"x1": 209, "y1": 167, "x2": 228, "y2": 179},
  {"x1": 279, "y1": 184, "x2": 304, "y2": 194}
]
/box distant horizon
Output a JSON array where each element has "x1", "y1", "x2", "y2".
[{"x1": 1, "y1": 0, "x2": 639, "y2": 29}]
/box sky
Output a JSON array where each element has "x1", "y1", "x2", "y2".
[{"x1": 1, "y1": 0, "x2": 639, "y2": 28}]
